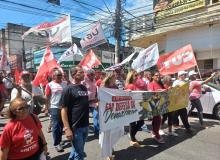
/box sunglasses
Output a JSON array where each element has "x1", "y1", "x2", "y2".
[
  {"x1": 134, "y1": 74, "x2": 138, "y2": 77},
  {"x1": 16, "y1": 105, "x2": 30, "y2": 111},
  {"x1": 90, "y1": 74, "x2": 95, "y2": 76},
  {"x1": 55, "y1": 74, "x2": 62, "y2": 77}
]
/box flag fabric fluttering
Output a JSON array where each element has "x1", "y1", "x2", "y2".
[
  {"x1": 80, "y1": 21, "x2": 107, "y2": 50},
  {"x1": 22, "y1": 15, "x2": 72, "y2": 44},
  {"x1": 0, "y1": 40, "x2": 11, "y2": 74},
  {"x1": 32, "y1": 44, "x2": 58, "y2": 86},
  {"x1": 57, "y1": 43, "x2": 83, "y2": 64},
  {"x1": 157, "y1": 44, "x2": 197, "y2": 75},
  {"x1": 14, "y1": 67, "x2": 20, "y2": 84},
  {"x1": 39, "y1": 69, "x2": 53, "y2": 84},
  {"x1": 79, "y1": 49, "x2": 101, "y2": 74},
  {"x1": 132, "y1": 43, "x2": 159, "y2": 73},
  {"x1": 105, "y1": 52, "x2": 136, "y2": 71},
  {"x1": 57, "y1": 64, "x2": 64, "y2": 73}
]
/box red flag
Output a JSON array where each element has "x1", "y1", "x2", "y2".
[
  {"x1": 157, "y1": 44, "x2": 197, "y2": 76},
  {"x1": 79, "y1": 49, "x2": 101, "y2": 74},
  {"x1": 57, "y1": 64, "x2": 64, "y2": 73},
  {"x1": 39, "y1": 70, "x2": 53, "y2": 84},
  {"x1": 33, "y1": 44, "x2": 57, "y2": 86},
  {"x1": 14, "y1": 67, "x2": 20, "y2": 83}
]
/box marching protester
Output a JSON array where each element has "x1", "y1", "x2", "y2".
[
  {"x1": 11, "y1": 71, "x2": 46, "y2": 113},
  {"x1": 100, "y1": 72, "x2": 124, "y2": 160},
  {"x1": 63, "y1": 72, "x2": 71, "y2": 85},
  {"x1": 82, "y1": 69, "x2": 100, "y2": 136},
  {"x1": 3, "y1": 71, "x2": 13, "y2": 100},
  {"x1": 214, "y1": 71, "x2": 220, "y2": 86},
  {"x1": 114, "y1": 67, "x2": 125, "y2": 90},
  {"x1": 187, "y1": 70, "x2": 216, "y2": 129},
  {"x1": 0, "y1": 85, "x2": 5, "y2": 116},
  {"x1": 159, "y1": 75, "x2": 178, "y2": 136},
  {"x1": 125, "y1": 70, "x2": 143, "y2": 148},
  {"x1": 60, "y1": 65, "x2": 99, "y2": 160},
  {"x1": 148, "y1": 71, "x2": 167, "y2": 143},
  {"x1": 96, "y1": 71, "x2": 106, "y2": 87},
  {"x1": 95, "y1": 70, "x2": 101, "y2": 81},
  {"x1": 172, "y1": 71, "x2": 195, "y2": 132},
  {"x1": 0, "y1": 98, "x2": 48, "y2": 160},
  {"x1": 45, "y1": 70, "x2": 67, "y2": 152},
  {"x1": 143, "y1": 71, "x2": 151, "y2": 85},
  {"x1": 136, "y1": 71, "x2": 150, "y2": 133}
]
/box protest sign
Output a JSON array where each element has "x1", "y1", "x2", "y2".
[{"x1": 98, "y1": 82, "x2": 189, "y2": 132}]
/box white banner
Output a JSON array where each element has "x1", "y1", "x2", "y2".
[
  {"x1": 132, "y1": 43, "x2": 159, "y2": 73},
  {"x1": 80, "y1": 21, "x2": 107, "y2": 50},
  {"x1": 57, "y1": 43, "x2": 83, "y2": 64},
  {"x1": 22, "y1": 15, "x2": 72, "y2": 44},
  {"x1": 105, "y1": 52, "x2": 136, "y2": 71},
  {"x1": 98, "y1": 88, "x2": 143, "y2": 132}
]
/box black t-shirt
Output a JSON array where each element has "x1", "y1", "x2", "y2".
[
  {"x1": 214, "y1": 77, "x2": 220, "y2": 85},
  {"x1": 59, "y1": 83, "x2": 89, "y2": 131}
]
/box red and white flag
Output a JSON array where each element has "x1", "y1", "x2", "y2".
[
  {"x1": 157, "y1": 44, "x2": 197, "y2": 75},
  {"x1": 39, "y1": 69, "x2": 53, "y2": 84},
  {"x1": 22, "y1": 15, "x2": 72, "y2": 44},
  {"x1": 14, "y1": 67, "x2": 20, "y2": 84},
  {"x1": 32, "y1": 44, "x2": 58, "y2": 86},
  {"x1": 57, "y1": 64, "x2": 64, "y2": 73},
  {"x1": 79, "y1": 49, "x2": 101, "y2": 74},
  {"x1": 80, "y1": 21, "x2": 107, "y2": 50}
]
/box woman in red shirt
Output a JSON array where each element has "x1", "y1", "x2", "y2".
[
  {"x1": 148, "y1": 71, "x2": 167, "y2": 143},
  {"x1": 125, "y1": 70, "x2": 143, "y2": 148},
  {"x1": 0, "y1": 97, "x2": 48, "y2": 160}
]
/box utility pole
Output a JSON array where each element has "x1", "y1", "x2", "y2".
[
  {"x1": 21, "y1": 23, "x2": 26, "y2": 70},
  {"x1": 115, "y1": 0, "x2": 122, "y2": 63}
]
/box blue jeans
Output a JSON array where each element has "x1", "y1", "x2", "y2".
[
  {"x1": 90, "y1": 107, "x2": 99, "y2": 134},
  {"x1": 68, "y1": 126, "x2": 89, "y2": 160},
  {"x1": 50, "y1": 108, "x2": 63, "y2": 146}
]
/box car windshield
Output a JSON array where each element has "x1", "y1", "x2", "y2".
[{"x1": 206, "y1": 82, "x2": 220, "y2": 91}]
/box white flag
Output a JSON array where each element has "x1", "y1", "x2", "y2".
[
  {"x1": 132, "y1": 43, "x2": 159, "y2": 73},
  {"x1": 22, "y1": 15, "x2": 72, "y2": 44},
  {"x1": 57, "y1": 43, "x2": 83, "y2": 64},
  {"x1": 105, "y1": 52, "x2": 136, "y2": 71},
  {"x1": 0, "y1": 40, "x2": 10, "y2": 74},
  {"x1": 80, "y1": 21, "x2": 107, "y2": 50}
]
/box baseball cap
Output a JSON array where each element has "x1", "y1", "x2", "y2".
[
  {"x1": 189, "y1": 70, "x2": 197, "y2": 77},
  {"x1": 20, "y1": 71, "x2": 30, "y2": 76},
  {"x1": 178, "y1": 71, "x2": 187, "y2": 77},
  {"x1": 95, "y1": 70, "x2": 101, "y2": 73},
  {"x1": 114, "y1": 67, "x2": 121, "y2": 71}
]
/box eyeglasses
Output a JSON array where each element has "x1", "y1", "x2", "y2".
[
  {"x1": 134, "y1": 74, "x2": 138, "y2": 77},
  {"x1": 78, "y1": 71, "x2": 85, "y2": 74},
  {"x1": 155, "y1": 75, "x2": 160, "y2": 77},
  {"x1": 16, "y1": 105, "x2": 30, "y2": 111},
  {"x1": 55, "y1": 74, "x2": 62, "y2": 77},
  {"x1": 90, "y1": 74, "x2": 95, "y2": 76}
]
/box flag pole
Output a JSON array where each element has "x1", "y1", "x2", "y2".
[
  {"x1": 122, "y1": 60, "x2": 130, "y2": 70},
  {"x1": 101, "y1": 64, "x2": 105, "y2": 69},
  {"x1": 196, "y1": 65, "x2": 203, "y2": 80},
  {"x1": 106, "y1": 41, "x2": 115, "y2": 64}
]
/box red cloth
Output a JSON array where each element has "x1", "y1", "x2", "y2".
[
  {"x1": 96, "y1": 79, "x2": 102, "y2": 87},
  {"x1": 125, "y1": 83, "x2": 140, "y2": 91},
  {"x1": 0, "y1": 114, "x2": 42, "y2": 159},
  {"x1": 148, "y1": 82, "x2": 163, "y2": 91},
  {"x1": 164, "y1": 84, "x2": 169, "y2": 89},
  {"x1": 136, "y1": 77, "x2": 148, "y2": 91},
  {"x1": 14, "y1": 67, "x2": 20, "y2": 83},
  {"x1": 0, "y1": 84, "x2": 5, "y2": 94},
  {"x1": 43, "y1": 80, "x2": 49, "y2": 87},
  {"x1": 157, "y1": 44, "x2": 197, "y2": 76}
]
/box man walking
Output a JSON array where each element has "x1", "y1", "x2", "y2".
[
  {"x1": 60, "y1": 65, "x2": 98, "y2": 160},
  {"x1": 114, "y1": 67, "x2": 125, "y2": 90},
  {"x1": 82, "y1": 69, "x2": 99, "y2": 136},
  {"x1": 45, "y1": 70, "x2": 67, "y2": 152},
  {"x1": 3, "y1": 71, "x2": 13, "y2": 100}
]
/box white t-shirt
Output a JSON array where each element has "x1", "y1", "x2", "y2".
[
  {"x1": 172, "y1": 80, "x2": 185, "y2": 87},
  {"x1": 11, "y1": 85, "x2": 44, "y2": 113},
  {"x1": 45, "y1": 81, "x2": 67, "y2": 109},
  {"x1": 3, "y1": 78, "x2": 13, "y2": 88},
  {"x1": 142, "y1": 78, "x2": 150, "y2": 85}
]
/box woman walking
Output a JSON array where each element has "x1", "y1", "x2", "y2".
[
  {"x1": 0, "y1": 97, "x2": 48, "y2": 160},
  {"x1": 100, "y1": 72, "x2": 124, "y2": 160},
  {"x1": 125, "y1": 70, "x2": 144, "y2": 148}
]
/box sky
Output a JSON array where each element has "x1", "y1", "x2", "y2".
[{"x1": 0, "y1": 0, "x2": 153, "y2": 44}]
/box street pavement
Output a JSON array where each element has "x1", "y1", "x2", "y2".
[{"x1": 1, "y1": 103, "x2": 220, "y2": 160}]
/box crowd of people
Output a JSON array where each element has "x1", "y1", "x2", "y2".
[{"x1": 0, "y1": 66, "x2": 217, "y2": 160}]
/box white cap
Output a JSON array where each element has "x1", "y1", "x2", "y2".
[
  {"x1": 6, "y1": 71, "x2": 11, "y2": 74},
  {"x1": 178, "y1": 71, "x2": 187, "y2": 77},
  {"x1": 189, "y1": 70, "x2": 197, "y2": 77}
]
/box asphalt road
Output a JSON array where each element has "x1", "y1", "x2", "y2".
[{"x1": 1, "y1": 104, "x2": 220, "y2": 160}]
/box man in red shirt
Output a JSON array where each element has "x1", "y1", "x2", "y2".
[
  {"x1": 95, "y1": 71, "x2": 106, "y2": 87},
  {"x1": 95, "y1": 70, "x2": 101, "y2": 81}
]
